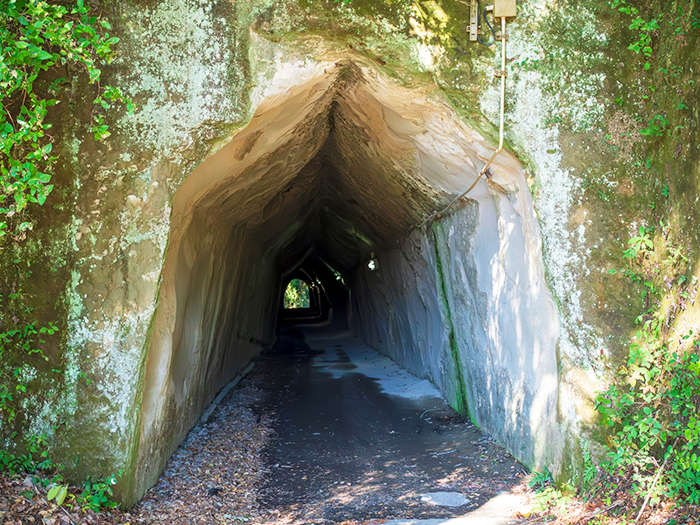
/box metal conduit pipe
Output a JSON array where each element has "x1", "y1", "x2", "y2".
[{"x1": 417, "y1": 15, "x2": 508, "y2": 229}]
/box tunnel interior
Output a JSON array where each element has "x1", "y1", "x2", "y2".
[
  {"x1": 278, "y1": 256, "x2": 350, "y2": 327},
  {"x1": 131, "y1": 57, "x2": 561, "y2": 500}
]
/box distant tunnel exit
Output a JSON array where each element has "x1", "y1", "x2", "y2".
[
  {"x1": 283, "y1": 279, "x2": 311, "y2": 309},
  {"x1": 279, "y1": 257, "x2": 351, "y2": 328}
]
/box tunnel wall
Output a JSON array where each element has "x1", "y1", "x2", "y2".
[
  {"x1": 352, "y1": 190, "x2": 561, "y2": 472},
  {"x1": 131, "y1": 221, "x2": 278, "y2": 499}
]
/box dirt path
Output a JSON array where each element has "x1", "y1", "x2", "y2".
[
  {"x1": 253, "y1": 328, "x2": 530, "y2": 524},
  {"x1": 0, "y1": 328, "x2": 533, "y2": 525}
]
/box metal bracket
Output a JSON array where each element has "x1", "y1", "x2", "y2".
[{"x1": 469, "y1": 0, "x2": 478, "y2": 42}]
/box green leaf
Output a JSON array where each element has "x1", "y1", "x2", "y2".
[
  {"x1": 56, "y1": 486, "x2": 68, "y2": 506},
  {"x1": 48, "y1": 485, "x2": 60, "y2": 500}
]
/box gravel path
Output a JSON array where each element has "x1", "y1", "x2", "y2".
[{"x1": 128, "y1": 381, "x2": 272, "y2": 524}]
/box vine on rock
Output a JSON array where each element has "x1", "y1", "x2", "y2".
[
  {"x1": 592, "y1": 0, "x2": 700, "y2": 509},
  {"x1": 0, "y1": 0, "x2": 129, "y2": 510},
  {"x1": 0, "y1": 0, "x2": 132, "y2": 244},
  {"x1": 596, "y1": 311, "x2": 700, "y2": 504},
  {"x1": 598, "y1": 182, "x2": 700, "y2": 507}
]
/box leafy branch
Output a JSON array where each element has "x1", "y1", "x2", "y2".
[
  {"x1": 598, "y1": 223, "x2": 700, "y2": 505},
  {"x1": 0, "y1": 0, "x2": 133, "y2": 244},
  {"x1": 611, "y1": 0, "x2": 659, "y2": 70}
]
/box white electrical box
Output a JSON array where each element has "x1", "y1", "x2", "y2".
[{"x1": 494, "y1": 0, "x2": 516, "y2": 18}]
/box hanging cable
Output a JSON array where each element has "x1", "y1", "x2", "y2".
[
  {"x1": 477, "y1": 3, "x2": 496, "y2": 46},
  {"x1": 416, "y1": 15, "x2": 508, "y2": 230}
]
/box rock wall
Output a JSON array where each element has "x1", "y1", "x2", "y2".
[
  {"x1": 1, "y1": 0, "x2": 698, "y2": 507},
  {"x1": 351, "y1": 163, "x2": 561, "y2": 473}
]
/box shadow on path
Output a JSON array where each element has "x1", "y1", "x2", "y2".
[{"x1": 253, "y1": 327, "x2": 530, "y2": 524}]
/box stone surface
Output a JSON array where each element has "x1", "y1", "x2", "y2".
[
  {"x1": 382, "y1": 491, "x2": 529, "y2": 524},
  {"x1": 420, "y1": 492, "x2": 470, "y2": 507},
  {"x1": 1, "y1": 0, "x2": 697, "y2": 509}
]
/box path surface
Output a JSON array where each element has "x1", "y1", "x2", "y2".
[
  {"x1": 6, "y1": 329, "x2": 693, "y2": 525},
  {"x1": 254, "y1": 328, "x2": 532, "y2": 524},
  {"x1": 115, "y1": 327, "x2": 532, "y2": 524}
]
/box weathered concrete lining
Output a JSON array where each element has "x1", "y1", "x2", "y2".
[{"x1": 127, "y1": 48, "x2": 562, "y2": 504}]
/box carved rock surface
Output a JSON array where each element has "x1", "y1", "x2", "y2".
[{"x1": 3, "y1": 0, "x2": 698, "y2": 507}]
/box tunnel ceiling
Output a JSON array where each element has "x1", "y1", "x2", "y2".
[
  {"x1": 159, "y1": 54, "x2": 531, "y2": 355},
  {"x1": 169, "y1": 59, "x2": 501, "y2": 277}
]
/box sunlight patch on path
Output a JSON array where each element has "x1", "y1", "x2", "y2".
[
  {"x1": 374, "y1": 491, "x2": 530, "y2": 525},
  {"x1": 420, "y1": 492, "x2": 470, "y2": 507},
  {"x1": 306, "y1": 333, "x2": 443, "y2": 401}
]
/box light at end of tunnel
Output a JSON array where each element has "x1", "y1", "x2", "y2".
[{"x1": 368, "y1": 254, "x2": 379, "y2": 271}]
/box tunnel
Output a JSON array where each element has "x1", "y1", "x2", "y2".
[
  {"x1": 279, "y1": 257, "x2": 350, "y2": 326},
  {"x1": 129, "y1": 57, "x2": 561, "y2": 502}
]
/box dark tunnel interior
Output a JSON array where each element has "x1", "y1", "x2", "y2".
[
  {"x1": 135, "y1": 63, "x2": 453, "y2": 495},
  {"x1": 130, "y1": 60, "x2": 561, "y2": 506}
]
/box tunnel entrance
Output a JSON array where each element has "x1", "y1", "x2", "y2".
[{"x1": 131, "y1": 56, "x2": 561, "y2": 502}]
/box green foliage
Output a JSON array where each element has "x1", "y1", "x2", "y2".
[
  {"x1": 639, "y1": 114, "x2": 669, "y2": 137},
  {"x1": 1, "y1": 3, "x2": 128, "y2": 509},
  {"x1": 0, "y1": 433, "x2": 120, "y2": 511},
  {"x1": 532, "y1": 482, "x2": 574, "y2": 514},
  {"x1": 596, "y1": 320, "x2": 700, "y2": 504},
  {"x1": 0, "y1": 430, "x2": 120, "y2": 511},
  {"x1": 283, "y1": 278, "x2": 311, "y2": 309},
  {"x1": 607, "y1": 0, "x2": 696, "y2": 155},
  {"x1": 47, "y1": 483, "x2": 69, "y2": 506},
  {"x1": 626, "y1": 225, "x2": 654, "y2": 257},
  {"x1": 529, "y1": 468, "x2": 554, "y2": 491},
  {"x1": 597, "y1": 222, "x2": 700, "y2": 505},
  {"x1": 581, "y1": 440, "x2": 598, "y2": 492},
  {"x1": 0, "y1": 0, "x2": 133, "y2": 243},
  {"x1": 0, "y1": 433, "x2": 54, "y2": 474},
  {"x1": 76, "y1": 472, "x2": 120, "y2": 511},
  {"x1": 611, "y1": 0, "x2": 659, "y2": 70},
  {"x1": 528, "y1": 468, "x2": 573, "y2": 514},
  {"x1": 0, "y1": 288, "x2": 59, "y2": 427}
]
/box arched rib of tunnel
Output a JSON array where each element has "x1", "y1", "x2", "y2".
[{"x1": 129, "y1": 58, "x2": 561, "y2": 503}]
